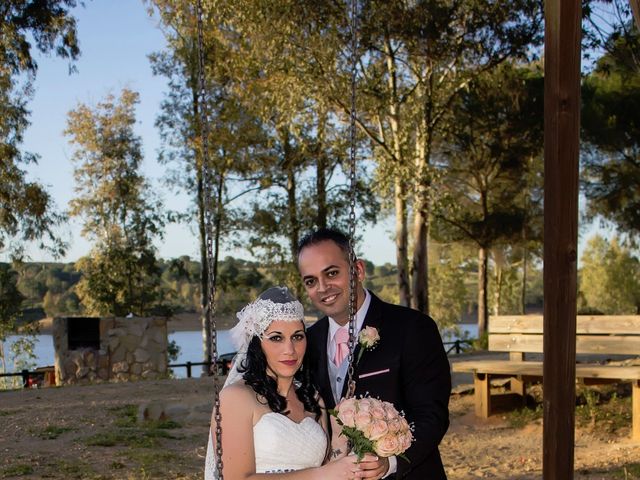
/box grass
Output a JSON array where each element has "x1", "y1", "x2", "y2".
[
  {"x1": 79, "y1": 404, "x2": 190, "y2": 477},
  {"x1": 613, "y1": 463, "x2": 640, "y2": 479},
  {"x1": 146, "y1": 419, "x2": 181, "y2": 430},
  {"x1": 85, "y1": 404, "x2": 183, "y2": 448},
  {"x1": 55, "y1": 459, "x2": 95, "y2": 477},
  {"x1": 0, "y1": 408, "x2": 23, "y2": 416},
  {"x1": 123, "y1": 450, "x2": 181, "y2": 471},
  {"x1": 110, "y1": 404, "x2": 138, "y2": 427},
  {"x1": 2, "y1": 464, "x2": 33, "y2": 477},
  {"x1": 575, "y1": 387, "x2": 631, "y2": 434},
  {"x1": 502, "y1": 385, "x2": 632, "y2": 434},
  {"x1": 85, "y1": 427, "x2": 179, "y2": 448},
  {"x1": 505, "y1": 404, "x2": 544, "y2": 428},
  {"x1": 110, "y1": 461, "x2": 126, "y2": 470},
  {"x1": 38, "y1": 424, "x2": 74, "y2": 439}
]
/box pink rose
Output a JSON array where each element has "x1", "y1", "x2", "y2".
[
  {"x1": 371, "y1": 405, "x2": 386, "y2": 419},
  {"x1": 338, "y1": 408, "x2": 356, "y2": 428},
  {"x1": 358, "y1": 326, "x2": 380, "y2": 348},
  {"x1": 357, "y1": 398, "x2": 373, "y2": 412},
  {"x1": 336, "y1": 398, "x2": 357, "y2": 428},
  {"x1": 383, "y1": 402, "x2": 398, "y2": 418},
  {"x1": 398, "y1": 416, "x2": 411, "y2": 433},
  {"x1": 386, "y1": 417, "x2": 403, "y2": 434},
  {"x1": 399, "y1": 431, "x2": 413, "y2": 451},
  {"x1": 374, "y1": 433, "x2": 401, "y2": 457},
  {"x1": 354, "y1": 410, "x2": 373, "y2": 437},
  {"x1": 368, "y1": 419, "x2": 389, "y2": 441},
  {"x1": 337, "y1": 397, "x2": 357, "y2": 412}
]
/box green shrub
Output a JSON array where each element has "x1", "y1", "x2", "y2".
[{"x1": 506, "y1": 404, "x2": 543, "y2": 428}]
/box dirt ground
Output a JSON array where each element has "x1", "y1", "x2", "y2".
[{"x1": 1, "y1": 377, "x2": 640, "y2": 479}]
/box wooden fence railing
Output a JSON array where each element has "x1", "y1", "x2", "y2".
[{"x1": 1, "y1": 339, "x2": 475, "y2": 387}]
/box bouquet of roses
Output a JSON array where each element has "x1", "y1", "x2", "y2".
[{"x1": 330, "y1": 396, "x2": 413, "y2": 461}]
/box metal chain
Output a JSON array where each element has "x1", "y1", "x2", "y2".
[
  {"x1": 345, "y1": 0, "x2": 359, "y2": 400},
  {"x1": 196, "y1": 0, "x2": 223, "y2": 477}
]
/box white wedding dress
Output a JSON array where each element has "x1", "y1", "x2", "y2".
[{"x1": 205, "y1": 412, "x2": 327, "y2": 478}]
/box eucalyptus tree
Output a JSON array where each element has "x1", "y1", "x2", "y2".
[
  {"x1": 148, "y1": 0, "x2": 278, "y2": 365},
  {"x1": 306, "y1": 0, "x2": 544, "y2": 310},
  {"x1": 582, "y1": 26, "x2": 640, "y2": 242},
  {"x1": 0, "y1": 264, "x2": 26, "y2": 378},
  {"x1": 0, "y1": 0, "x2": 80, "y2": 259},
  {"x1": 199, "y1": 0, "x2": 378, "y2": 292},
  {"x1": 65, "y1": 89, "x2": 166, "y2": 316},
  {"x1": 579, "y1": 234, "x2": 640, "y2": 314},
  {"x1": 431, "y1": 62, "x2": 544, "y2": 336},
  {"x1": 428, "y1": 242, "x2": 470, "y2": 332}
]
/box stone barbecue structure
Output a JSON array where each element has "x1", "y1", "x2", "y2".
[{"x1": 52, "y1": 317, "x2": 168, "y2": 385}]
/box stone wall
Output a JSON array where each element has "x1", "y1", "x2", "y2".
[{"x1": 53, "y1": 317, "x2": 168, "y2": 385}]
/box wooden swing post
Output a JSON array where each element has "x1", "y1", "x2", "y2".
[{"x1": 543, "y1": 0, "x2": 581, "y2": 478}]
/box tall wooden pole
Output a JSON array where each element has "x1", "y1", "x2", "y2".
[
  {"x1": 543, "y1": 0, "x2": 581, "y2": 478},
  {"x1": 631, "y1": 0, "x2": 640, "y2": 30}
]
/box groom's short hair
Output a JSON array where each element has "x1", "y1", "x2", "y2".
[{"x1": 297, "y1": 227, "x2": 351, "y2": 259}]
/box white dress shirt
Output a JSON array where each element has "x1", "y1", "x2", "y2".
[
  {"x1": 325, "y1": 290, "x2": 398, "y2": 477},
  {"x1": 326, "y1": 289, "x2": 371, "y2": 403}
]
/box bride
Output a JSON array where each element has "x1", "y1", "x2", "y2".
[{"x1": 204, "y1": 286, "x2": 380, "y2": 479}]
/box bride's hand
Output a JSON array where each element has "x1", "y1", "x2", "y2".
[{"x1": 322, "y1": 453, "x2": 362, "y2": 479}]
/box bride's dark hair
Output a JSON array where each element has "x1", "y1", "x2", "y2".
[{"x1": 239, "y1": 333, "x2": 321, "y2": 420}]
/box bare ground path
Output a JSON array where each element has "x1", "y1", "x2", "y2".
[{"x1": 1, "y1": 377, "x2": 640, "y2": 479}]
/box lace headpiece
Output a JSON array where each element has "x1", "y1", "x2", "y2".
[{"x1": 228, "y1": 286, "x2": 304, "y2": 352}]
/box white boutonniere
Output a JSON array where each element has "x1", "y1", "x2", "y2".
[{"x1": 356, "y1": 326, "x2": 380, "y2": 364}]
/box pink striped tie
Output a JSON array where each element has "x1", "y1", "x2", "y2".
[{"x1": 333, "y1": 327, "x2": 350, "y2": 366}]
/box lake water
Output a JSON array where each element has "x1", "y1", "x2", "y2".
[{"x1": 2, "y1": 323, "x2": 477, "y2": 378}]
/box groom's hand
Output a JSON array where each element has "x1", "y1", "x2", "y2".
[{"x1": 356, "y1": 454, "x2": 389, "y2": 479}]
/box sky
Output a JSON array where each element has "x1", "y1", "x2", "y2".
[
  {"x1": 19, "y1": 0, "x2": 398, "y2": 266},
  {"x1": 17, "y1": 0, "x2": 609, "y2": 267}
]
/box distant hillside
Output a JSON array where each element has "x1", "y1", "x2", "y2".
[
  {"x1": 6, "y1": 255, "x2": 543, "y2": 327},
  {"x1": 7, "y1": 257, "x2": 404, "y2": 322},
  {"x1": 9, "y1": 257, "x2": 269, "y2": 321}
]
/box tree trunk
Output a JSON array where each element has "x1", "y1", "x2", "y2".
[
  {"x1": 477, "y1": 246, "x2": 489, "y2": 338},
  {"x1": 411, "y1": 84, "x2": 433, "y2": 314},
  {"x1": 193, "y1": 88, "x2": 212, "y2": 374},
  {"x1": 283, "y1": 129, "x2": 299, "y2": 263},
  {"x1": 384, "y1": 36, "x2": 410, "y2": 307},
  {"x1": 283, "y1": 129, "x2": 303, "y2": 299},
  {"x1": 197, "y1": 158, "x2": 212, "y2": 372},
  {"x1": 521, "y1": 242, "x2": 528, "y2": 314},
  {"x1": 494, "y1": 262, "x2": 502, "y2": 316},
  {"x1": 395, "y1": 178, "x2": 411, "y2": 306},
  {"x1": 287, "y1": 168, "x2": 299, "y2": 262},
  {"x1": 210, "y1": 169, "x2": 224, "y2": 365},
  {"x1": 0, "y1": 341, "x2": 6, "y2": 375},
  {"x1": 316, "y1": 109, "x2": 328, "y2": 229}
]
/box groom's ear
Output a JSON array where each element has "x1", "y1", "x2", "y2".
[{"x1": 355, "y1": 258, "x2": 366, "y2": 282}]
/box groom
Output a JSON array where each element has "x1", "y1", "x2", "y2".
[{"x1": 298, "y1": 228, "x2": 451, "y2": 480}]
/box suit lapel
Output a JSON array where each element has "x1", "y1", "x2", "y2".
[{"x1": 340, "y1": 292, "x2": 384, "y2": 399}]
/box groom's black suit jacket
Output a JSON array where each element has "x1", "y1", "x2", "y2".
[{"x1": 307, "y1": 292, "x2": 451, "y2": 480}]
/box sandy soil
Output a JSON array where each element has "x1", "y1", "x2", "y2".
[{"x1": 2, "y1": 377, "x2": 640, "y2": 479}]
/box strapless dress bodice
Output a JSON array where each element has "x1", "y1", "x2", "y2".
[
  {"x1": 204, "y1": 411, "x2": 327, "y2": 478},
  {"x1": 253, "y1": 412, "x2": 327, "y2": 473}
]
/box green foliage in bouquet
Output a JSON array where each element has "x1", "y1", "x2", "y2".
[{"x1": 330, "y1": 414, "x2": 376, "y2": 461}]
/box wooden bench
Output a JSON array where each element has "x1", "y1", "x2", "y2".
[{"x1": 452, "y1": 315, "x2": 640, "y2": 439}]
